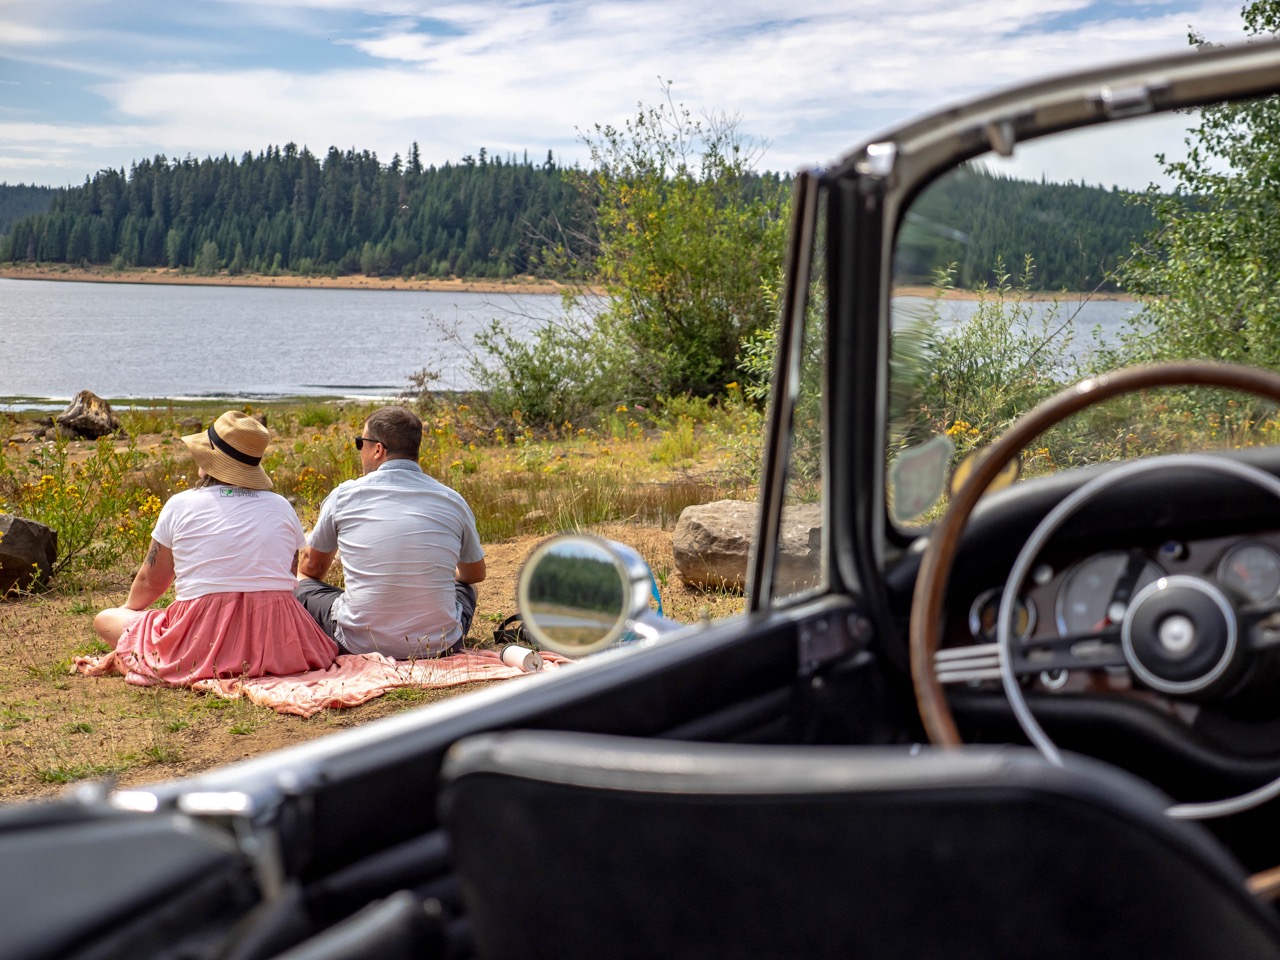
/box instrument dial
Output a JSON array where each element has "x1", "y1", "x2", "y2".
[
  {"x1": 1217, "y1": 542, "x2": 1280, "y2": 604},
  {"x1": 1056, "y1": 550, "x2": 1163, "y2": 636},
  {"x1": 968, "y1": 588, "x2": 1035, "y2": 643}
]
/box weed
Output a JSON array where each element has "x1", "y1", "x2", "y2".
[
  {"x1": 35, "y1": 760, "x2": 132, "y2": 784},
  {"x1": 296, "y1": 404, "x2": 341, "y2": 428},
  {"x1": 0, "y1": 707, "x2": 33, "y2": 730},
  {"x1": 382, "y1": 687, "x2": 430, "y2": 704},
  {"x1": 63, "y1": 721, "x2": 93, "y2": 734},
  {"x1": 651, "y1": 415, "x2": 700, "y2": 465},
  {"x1": 142, "y1": 743, "x2": 183, "y2": 764},
  {"x1": 74, "y1": 637, "x2": 111, "y2": 657}
]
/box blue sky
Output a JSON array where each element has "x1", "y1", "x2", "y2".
[{"x1": 0, "y1": 0, "x2": 1257, "y2": 188}]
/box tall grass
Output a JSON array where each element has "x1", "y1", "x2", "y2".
[{"x1": 0, "y1": 392, "x2": 758, "y2": 592}]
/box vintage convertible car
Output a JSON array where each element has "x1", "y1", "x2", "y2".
[{"x1": 9, "y1": 38, "x2": 1280, "y2": 960}]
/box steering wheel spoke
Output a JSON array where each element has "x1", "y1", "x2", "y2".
[
  {"x1": 1008, "y1": 628, "x2": 1127, "y2": 676},
  {"x1": 1240, "y1": 607, "x2": 1280, "y2": 652}
]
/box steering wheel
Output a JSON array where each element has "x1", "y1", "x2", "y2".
[{"x1": 909, "y1": 361, "x2": 1280, "y2": 818}]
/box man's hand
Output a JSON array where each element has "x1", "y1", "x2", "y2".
[
  {"x1": 456, "y1": 558, "x2": 486, "y2": 584},
  {"x1": 299, "y1": 546, "x2": 338, "y2": 581}
]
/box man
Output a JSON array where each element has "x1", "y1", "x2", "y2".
[{"x1": 294, "y1": 406, "x2": 486, "y2": 659}]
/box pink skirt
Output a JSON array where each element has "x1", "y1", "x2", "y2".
[{"x1": 106, "y1": 590, "x2": 340, "y2": 686}]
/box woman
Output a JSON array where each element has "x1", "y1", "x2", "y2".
[{"x1": 91, "y1": 410, "x2": 339, "y2": 685}]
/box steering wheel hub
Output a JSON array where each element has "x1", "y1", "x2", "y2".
[{"x1": 1121, "y1": 576, "x2": 1238, "y2": 696}]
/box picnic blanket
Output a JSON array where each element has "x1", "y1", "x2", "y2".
[{"x1": 73, "y1": 648, "x2": 568, "y2": 718}]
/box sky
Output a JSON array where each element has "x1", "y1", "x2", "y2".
[{"x1": 0, "y1": 0, "x2": 1261, "y2": 190}]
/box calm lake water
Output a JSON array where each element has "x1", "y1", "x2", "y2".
[
  {"x1": 0, "y1": 278, "x2": 568, "y2": 408},
  {"x1": 0, "y1": 279, "x2": 1143, "y2": 409}
]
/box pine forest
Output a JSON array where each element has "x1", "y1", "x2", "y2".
[{"x1": 1, "y1": 144, "x2": 1158, "y2": 291}]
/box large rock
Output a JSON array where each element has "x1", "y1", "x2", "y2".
[
  {"x1": 0, "y1": 514, "x2": 57, "y2": 596},
  {"x1": 672, "y1": 499, "x2": 822, "y2": 594},
  {"x1": 55, "y1": 389, "x2": 123, "y2": 439}
]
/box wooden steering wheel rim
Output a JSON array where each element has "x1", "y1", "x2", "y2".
[{"x1": 908, "y1": 361, "x2": 1280, "y2": 746}]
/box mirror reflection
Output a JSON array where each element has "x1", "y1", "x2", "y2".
[{"x1": 520, "y1": 536, "x2": 628, "y2": 653}]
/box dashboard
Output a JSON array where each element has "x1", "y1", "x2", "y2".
[
  {"x1": 884, "y1": 449, "x2": 1280, "y2": 734},
  {"x1": 943, "y1": 531, "x2": 1280, "y2": 704}
]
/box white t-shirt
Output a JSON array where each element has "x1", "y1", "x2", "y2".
[
  {"x1": 151, "y1": 485, "x2": 306, "y2": 601},
  {"x1": 308, "y1": 460, "x2": 484, "y2": 656}
]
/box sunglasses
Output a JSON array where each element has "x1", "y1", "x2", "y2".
[{"x1": 354, "y1": 436, "x2": 381, "y2": 451}]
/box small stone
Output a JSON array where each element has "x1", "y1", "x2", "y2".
[{"x1": 520, "y1": 509, "x2": 549, "y2": 528}]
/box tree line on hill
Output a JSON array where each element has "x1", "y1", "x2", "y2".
[
  {"x1": 896, "y1": 164, "x2": 1157, "y2": 292},
  {"x1": 1, "y1": 145, "x2": 1154, "y2": 290},
  {"x1": 0, "y1": 184, "x2": 61, "y2": 239},
  {"x1": 0, "y1": 145, "x2": 598, "y2": 280}
]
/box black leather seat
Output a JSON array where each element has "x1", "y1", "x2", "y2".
[{"x1": 439, "y1": 731, "x2": 1280, "y2": 960}]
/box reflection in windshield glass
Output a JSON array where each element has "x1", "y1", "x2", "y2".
[{"x1": 888, "y1": 104, "x2": 1280, "y2": 526}]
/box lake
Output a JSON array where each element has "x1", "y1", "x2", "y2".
[
  {"x1": 0, "y1": 279, "x2": 569, "y2": 408},
  {"x1": 0, "y1": 279, "x2": 1144, "y2": 409}
]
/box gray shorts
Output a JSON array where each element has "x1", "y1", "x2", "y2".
[{"x1": 293, "y1": 579, "x2": 478, "y2": 655}]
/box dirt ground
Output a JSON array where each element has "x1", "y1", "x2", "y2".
[
  {"x1": 0, "y1": 517, "x2": 740, "y2": 804},
  {"x1": 0, "y1": 262, "x2": 580, "y2": 295}
]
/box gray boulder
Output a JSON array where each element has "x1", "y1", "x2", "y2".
[
  {"x1": 55, "y1": 389, "x2": 123, "y2": 439},
  {"x1": 672, "y1": 499, "x2": 822, "y2": 593},
  {"x1": 0, "y1": 514, "x2": 57, "y2": 596}
]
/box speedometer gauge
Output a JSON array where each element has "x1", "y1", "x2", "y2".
[
  {"x1": 1056, "y1": 550, "x2": 1163, "y2": 636},
  {"x1": 1218, "y1": 542, "x2": 1280, "y2": 603}
]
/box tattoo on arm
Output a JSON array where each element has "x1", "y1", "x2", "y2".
[{"x1": 145, "y1": 541, "x2": 160, "y2": 567}]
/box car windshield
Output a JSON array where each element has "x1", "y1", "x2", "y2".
[{"x1": 886, "y1": 100, "x2": 1280, "y2": 528}]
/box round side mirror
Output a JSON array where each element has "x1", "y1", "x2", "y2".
[{"x1": 516, "y1": 534, "x2": 658, "y2": 656}]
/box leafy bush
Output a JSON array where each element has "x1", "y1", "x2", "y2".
[
  {"x1": 899, "y1": 256, "x2": 1078, "y2": 453},
  {"x1": 468, "y1": 311, "x2": 633, "y2": 428},
  {"x1": 469, "y1": 88, "x2": 790, "y2": 424},
  {"x1": 0, "y1": 436, "x2": 159, "y2": 586}
]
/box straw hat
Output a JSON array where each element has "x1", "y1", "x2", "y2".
[{"x1": 182, "y1": 411, "x2": 273, "y2": 490}]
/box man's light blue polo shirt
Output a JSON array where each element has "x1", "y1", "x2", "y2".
[{"x1": 308, "y1": 459, "x2": 484, "y2": 658}]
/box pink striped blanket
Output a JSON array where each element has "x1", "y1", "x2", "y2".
[{"x1": 72, "y1": 649, "x2": 567, "y2": 718}]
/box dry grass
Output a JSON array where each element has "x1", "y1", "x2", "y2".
[{"x1": 0, "y1": 405, "x2": 754, "y2": 803}]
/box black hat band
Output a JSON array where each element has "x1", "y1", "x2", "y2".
[{"x1": 208, "y1": 424, "x2": 263, "y2": 466}]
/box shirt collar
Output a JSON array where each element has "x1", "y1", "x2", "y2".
[{"x1": 376, "y1": 458, "x2": 424, "y2": 473}]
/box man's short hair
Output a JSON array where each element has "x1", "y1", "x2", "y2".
[{"x1": 366, "y1": 406, "x2": 423, "y2": 459}]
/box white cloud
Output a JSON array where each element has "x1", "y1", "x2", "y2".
[{"x1": 0, "y1": 0, "x2": 1258, "y2": 185}]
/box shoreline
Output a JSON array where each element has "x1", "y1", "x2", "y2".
[
  {"x1": 0, "y1": 262, "x2": 577, "y2": 295},
  {"x1": 0, "y1": 263, "x2": 1134, "y2": 300},
  {"x1": 892, "y1": 284, "x2": 1136, "y2": 302}
]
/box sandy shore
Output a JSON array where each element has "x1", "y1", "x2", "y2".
[
  {"x1": 0, "y1": 264, "x2": 1132, "y2": 300},
  {"x1": 0, "y1": 262, "x2": 577, "y2": 295}
]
